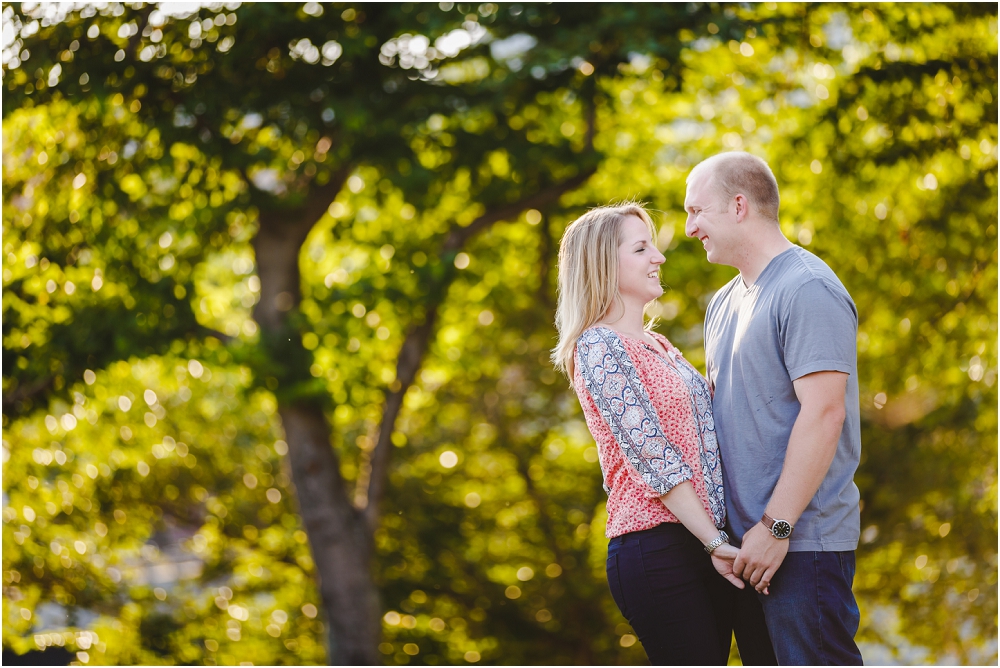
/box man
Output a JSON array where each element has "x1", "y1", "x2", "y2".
[{"x1": 685, "y1": 151, "x2": 864, "y2": 665}]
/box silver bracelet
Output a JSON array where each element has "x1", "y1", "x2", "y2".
[{"x1": 704, "y1": 530, "x2": 730, "y2": 555}]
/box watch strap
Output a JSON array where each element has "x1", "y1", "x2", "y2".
[
  {"x1": 704, "y1": 530, "x2": 730, "y2": 555},
  {"x1": 761, "y1": 512, "x2": 793, "y2": 538}
]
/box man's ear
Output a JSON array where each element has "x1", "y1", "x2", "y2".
[{"x1": 733, "y1": 193, "x2": 749, "y2": 223}]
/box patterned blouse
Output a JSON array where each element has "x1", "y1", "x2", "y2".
[{"x1": 573, "y1": 326, "x2": 726, "y2": 538}]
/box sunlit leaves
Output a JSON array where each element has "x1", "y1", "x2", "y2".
[
  {"x1": 2, "y1": 3, "x2": 996, "y2": 665},
  {"x1": 3, "y1": 355, "x2": 323, "y2": 663}
]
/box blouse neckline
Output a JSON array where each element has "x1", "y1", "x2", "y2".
[{"x1": 610, "y1": 329, "x2": 677, "y2": 365}]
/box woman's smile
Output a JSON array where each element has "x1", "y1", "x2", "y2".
[{"x1": 616, "y1": 214, "x2": 666, "y2": 305}]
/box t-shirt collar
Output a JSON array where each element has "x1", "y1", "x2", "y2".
[{"x1": 739, "y1": 245, "x2": 799, "y2": 290}]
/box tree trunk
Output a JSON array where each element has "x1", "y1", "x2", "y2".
[
  {"x1": 280, "y1": 403, "x2": 381, "y2": 665},
  {"x1": 252, "y1": 172, "x2": 380, "y2": 665},
  {"x1": 251, "y1": 167, "x2": 594, "y2": 664}
]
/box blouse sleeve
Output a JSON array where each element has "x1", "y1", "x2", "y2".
[{"x1": 576, "y1": 327, "x2": 694, "y2": 497}]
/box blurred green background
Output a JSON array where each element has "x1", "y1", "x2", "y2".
[{"x1": 2, "y1": 2, "x2": 996, "y2": 665}]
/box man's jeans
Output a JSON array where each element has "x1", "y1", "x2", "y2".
[{"x1": 757, "y1": 551, "x2": 863, "y2": 665}]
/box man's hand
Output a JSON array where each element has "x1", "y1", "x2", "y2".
[
  {"x1": 709, "y1": 543, "x2": 745, "y2": 589},
  {"x1": 733, "y1": 523, "x2": 789, "y2": 594}
]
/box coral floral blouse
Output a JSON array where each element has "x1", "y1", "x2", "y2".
[{"x1": 573, "y1": 326, "x2": 726, "y2": 538}]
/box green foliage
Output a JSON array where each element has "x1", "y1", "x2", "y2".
[
  {"x1": 3, "y1": 2, "x2": 996, "y2": 665},
  {"x1": 3, "y1": 354, "x2": 325, "y2": 664}
]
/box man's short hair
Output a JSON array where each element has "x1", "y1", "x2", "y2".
[{"x1": 689, "y1": 152, "x2": 780, "y2": 222}]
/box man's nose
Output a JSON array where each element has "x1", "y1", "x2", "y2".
[{"x1": 684, "y1": 215, "x2": 697, "y2": 238}]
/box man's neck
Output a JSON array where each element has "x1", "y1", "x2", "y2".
[{"x1": 735, "y1": 222, "x2": 795, "y2": 286}]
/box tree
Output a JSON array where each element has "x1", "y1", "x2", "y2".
[
  {"x1": 4, "y1": 3, "x2": 995, "y2": 665},
  {"x1": 3, "y1": 3, "x2": 744, "y2": 663}
]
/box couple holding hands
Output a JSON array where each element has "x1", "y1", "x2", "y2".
[{"x1": 553, "y1": 152, "x2": 864, "y2": 665}]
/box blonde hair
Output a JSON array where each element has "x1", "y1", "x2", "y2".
[
  {"x1": 688, "y1": 151, "x2": 780, "y2": 222},
  {"x1": 551, "y1": 203, "x2": 658, "y2": 379}
]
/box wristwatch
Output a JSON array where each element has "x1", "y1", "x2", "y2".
[
  {"x1": 704, "y1": 530, "x2": 730, "y2": 555},
  {"x1": 761, "y1": 512, "x2": 793, "y2": 539}
]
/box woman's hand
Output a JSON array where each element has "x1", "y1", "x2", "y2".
[
  {"x1": 653, "y1": 483, "x2": 765, "y2": 592},
  {"x1": 710, "y1": 544, "x2": 745, "y2": 589},
  {"x1": 712, "y1": 543, "x2": 739, "y2": 561}
]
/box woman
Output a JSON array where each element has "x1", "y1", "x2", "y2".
[{"x1": 551, "y1": 203, "x2": 773, "y2": 665}]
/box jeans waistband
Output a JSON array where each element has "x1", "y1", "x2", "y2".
[{"x1": 609, "y1": 521, "x2": 686, "y2": 548}]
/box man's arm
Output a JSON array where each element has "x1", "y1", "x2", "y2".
[{"x1": 733, "y1": 370, "x2": 848, "y2": 592}]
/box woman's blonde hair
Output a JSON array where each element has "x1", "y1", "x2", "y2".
[{"x1": 551, "y1": 202, "x2": 658, "y2": 379}]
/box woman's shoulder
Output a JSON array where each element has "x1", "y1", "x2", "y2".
[
  {"x1": 575, "y1": 327, "x2": 632, "y2": 370},
  {"x1": 577, "y1": 324, "x2": 621, "y2": 346}
]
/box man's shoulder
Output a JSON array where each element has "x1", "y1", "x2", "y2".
[
  {"x1": 768, "y1": 250, "x2": 859, "y2": 338},
  {"x1": 771, "y1": 247, "x2": 854, "y2": 302}
]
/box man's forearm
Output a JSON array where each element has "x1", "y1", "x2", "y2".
[
  {"x1": 764, "y1": 402, "x2": 845, "y2": 526},
  {"x1": 734, "y1": 371, "x2": 848, "y2": 592}
]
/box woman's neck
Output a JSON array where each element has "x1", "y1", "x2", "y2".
[{"x1": 599, "y1": 298, "x2": 648, "y2": 338}]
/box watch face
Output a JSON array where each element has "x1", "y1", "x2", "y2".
[{"x1": 772, "y1": 520, "x2": 792, "y2": 539}]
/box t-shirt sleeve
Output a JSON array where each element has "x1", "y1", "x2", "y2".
[
  {"x1": 575, "y1": 327, "x2": 694, "y2": 497},
  {"x1": 781, "y1": 278, "x2": 858, "y2": 380}
]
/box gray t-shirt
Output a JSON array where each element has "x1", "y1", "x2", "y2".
[{"x1": 705, "y1": 246, "x2": 861, "y2": 552}]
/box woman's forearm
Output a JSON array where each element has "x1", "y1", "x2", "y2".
[{"x1": 659, "y1": 481, "x2": 722, "y2": 546}]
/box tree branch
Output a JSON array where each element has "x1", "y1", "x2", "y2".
[
  {"x1": 3, "y1": 376, "x2": 53, "y2": 406},
  {"x1": 536, "y1": 213, "x2": 556, "y2": 310},
  {"x1": 358, "y1": 304, "x2": 439, "y2": 527},
  {"x1": 443, "y1": 167, "x2": 596, "y2": 253},
  {"x1": 126, "y1": 6, "x2": 154, "y2": 60},
  {"x1": 582, "y1": 76, "x2": 597, "y2": 153},
  {"x1": 299, "y1": 166, "x2": 353, "y2": 230},
  {"x1": 197, "y1": 325, "x2": 234, "y2": 344},
  {"x1": 361, "y1": 168, "x2": 595, "y2": 531},
  {"x1": 253, "y1": 167, "x2": 351, "y2": 332}
]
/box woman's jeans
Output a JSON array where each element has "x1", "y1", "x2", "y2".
[{"x1": 606, "y1": 523, "x2": 777, "y2": 666}]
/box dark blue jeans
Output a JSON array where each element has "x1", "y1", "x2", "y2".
[
  {"x1": 607, "y1": 523, "x2": 777, "y2": 666},
  {"x1": 757, "y1": 551, "x2": 863, "y2": 665}
]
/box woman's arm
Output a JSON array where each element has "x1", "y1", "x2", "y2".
[
  {"x1": 576, "y1": 329, "x2": 745, "y2": 581},
  {"x1": 660, "y1": 481, "x2": 746, "y2": 589},
  {"x1": 577, "y1": 329, "x2": 723, "y2": 538},
  {"x1": 659, "y1": 480, "x2": 720, "y2": 545},
  {"x1": 576, "y1": 327, "x2": 693, "y2": 496}
]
